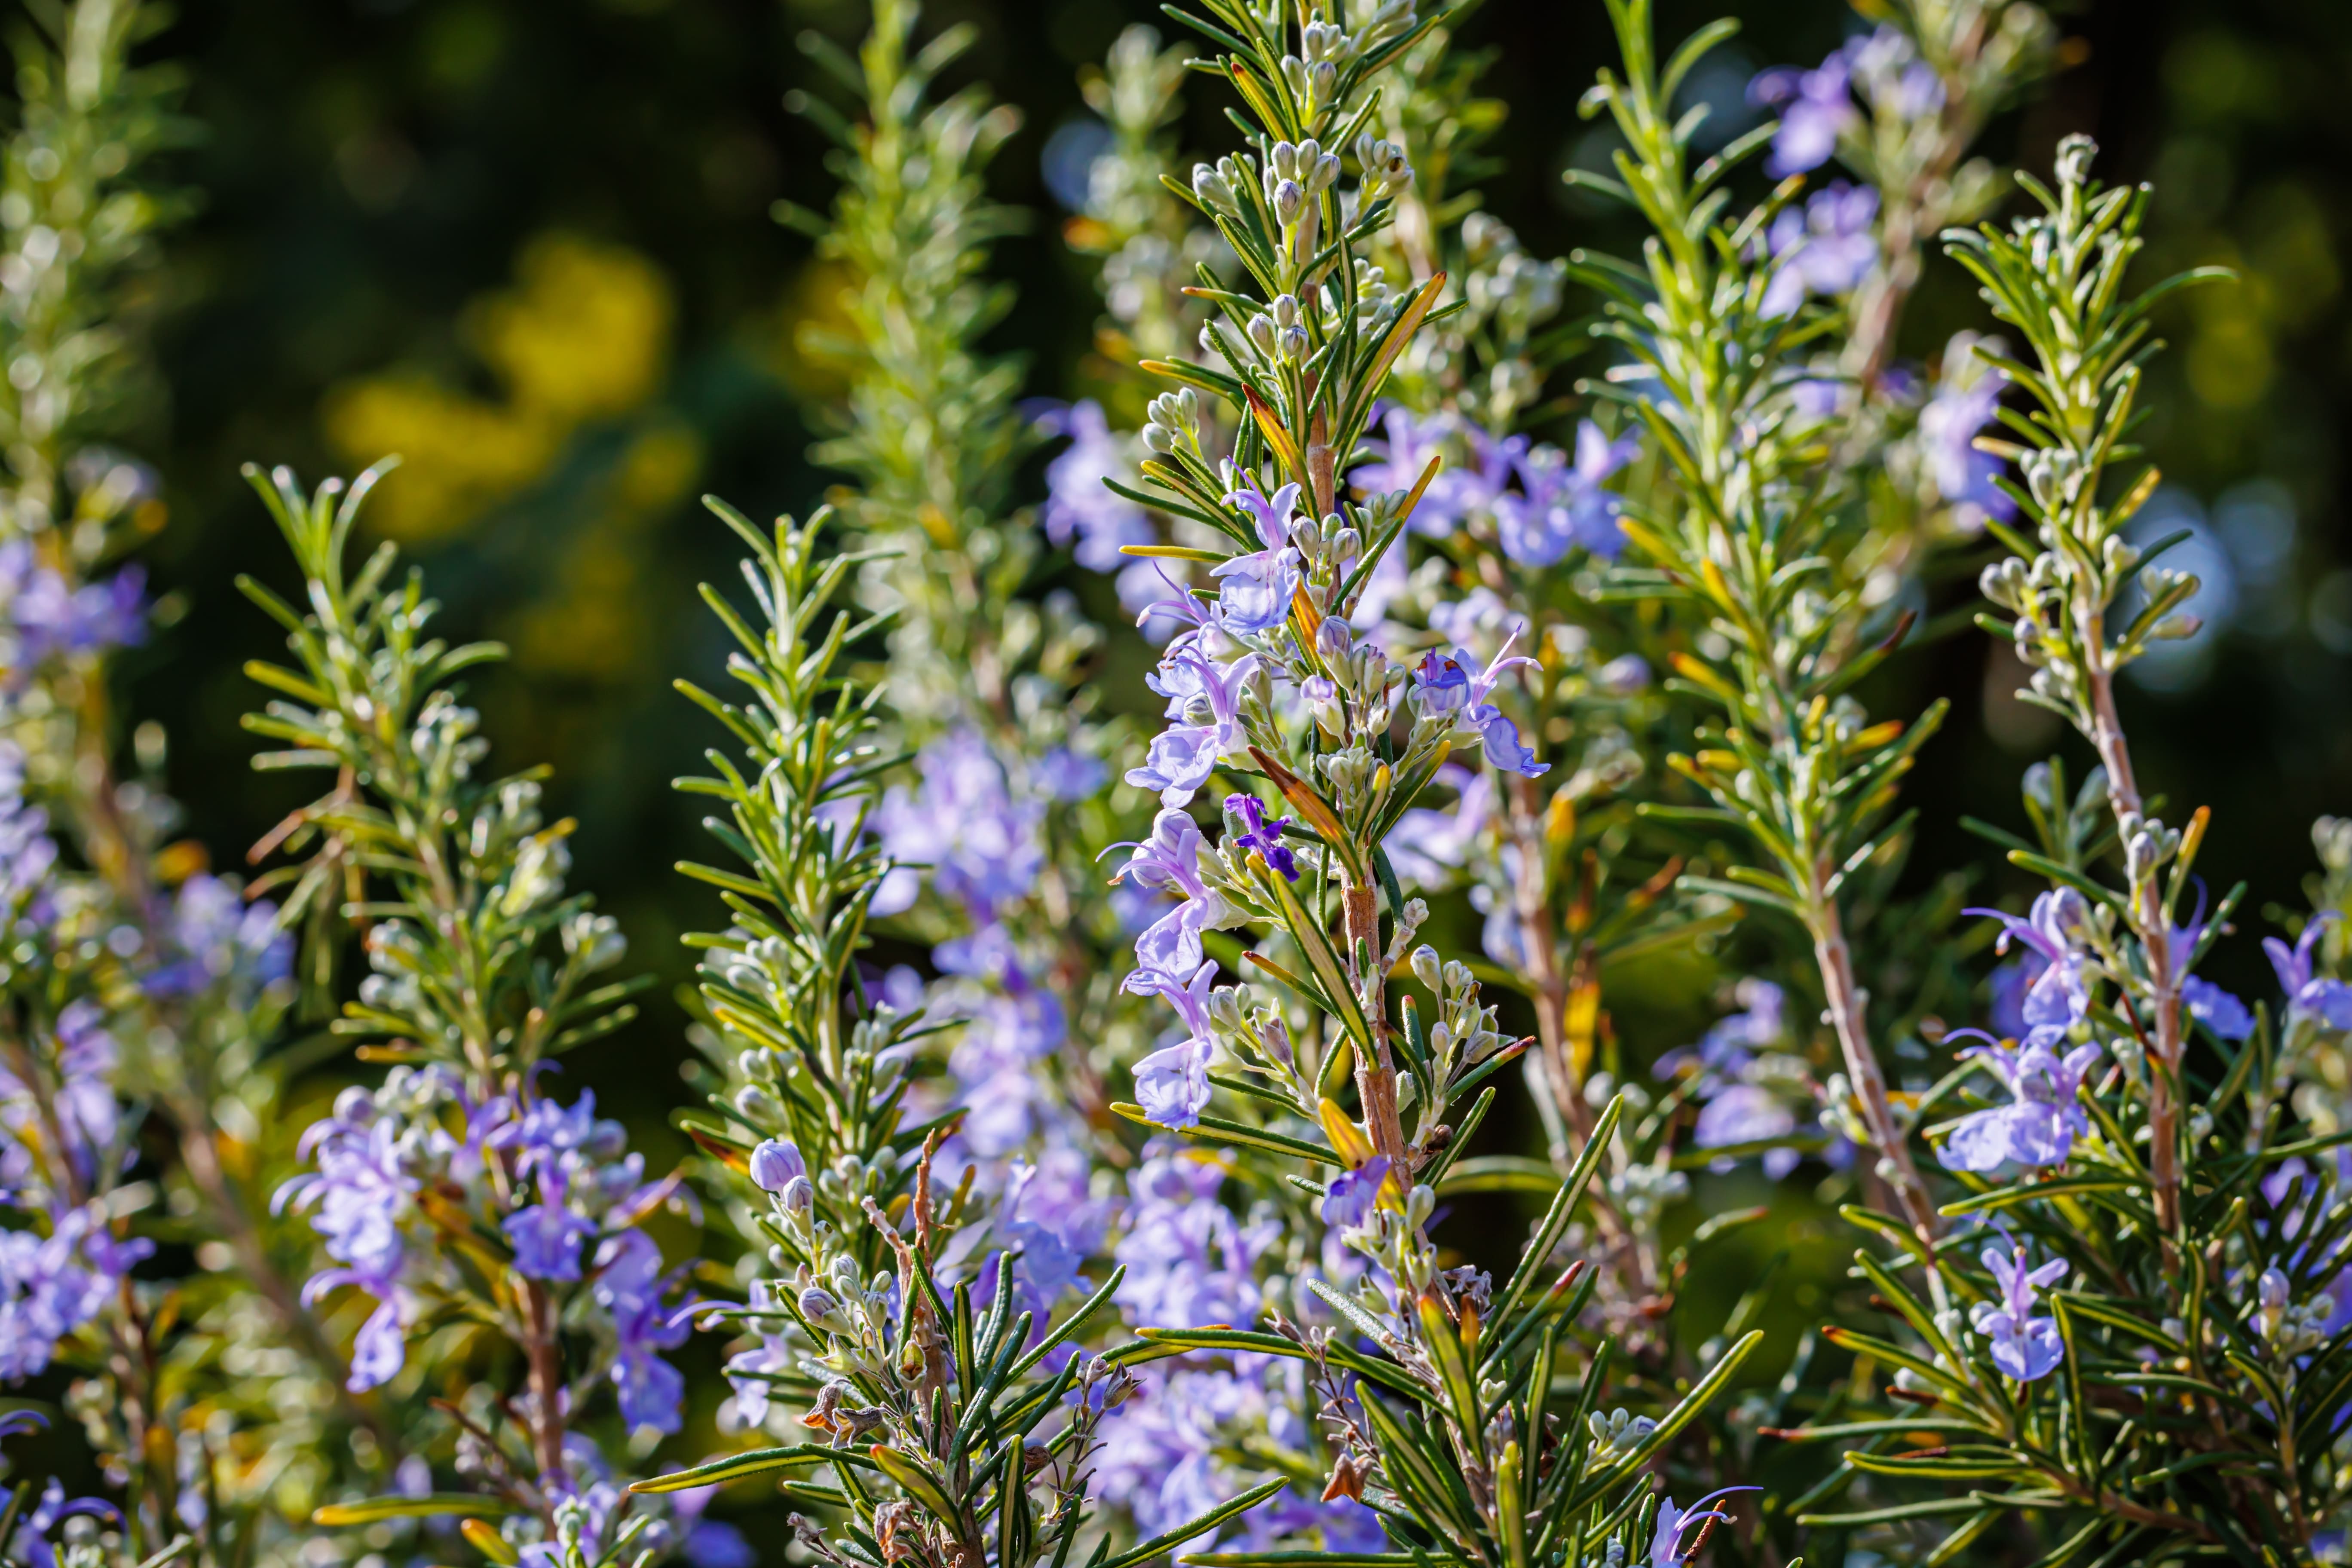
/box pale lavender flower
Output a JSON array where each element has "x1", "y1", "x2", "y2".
[
  {"x1": 1112, "y1": 1141, "x2": 1272, "y2": 1328},
  {"x1": 1110, "y1": 808, "x2": 1222, "y2": 974},
  {"x1": 2266, "y1": 917, "x2": 2352, "y2": 1029},
  {"x1": 1694, "y1": 1087, "x2": 1799, "y2": 1176},
  {"x1": 1748, "y1": 44, "x2": 1858, "y2": 175},
  {"x1": 871, "y1": 729, "x2": 1045, "y2": 919},
  {"x1": 592, "y1": 1230, "x2": 690, "y2": 1433},
  {"x1": 2183, "y1": 976, "x2": 2255, "y2": 1041},
  {"x1": 1918, "y1": 359, "x2": 2017, "y2": 528},
  {"x1": 1970, "y1": 1244, "x2": 2067, "y2": 1381},
  {"x1": 1649, "y1": 1486, "x2": 1760, "y2": 1567},
  {"x1": 0, "y1": 542, "x2": 147, "y2": 665},
  {"x1": 1761, "y1": 182, "x2": 1880, "y2": 318},
  {"x1": 1127, "y1": 651, "x2": 1258, "y2": 806},
  {"x1": 1492, "y1": 422, "x2": 1640, "y2": 566},
  {"x1": 1124, "y1": 962, "x2": 1219, "y2": 1128},
  {"x1": 1938, "y1": 1035, "x2": 2105, "y2": 1175},
  {"x1": 505, "y1": 1185, "x2": 600, "y2": 1281},
  {"x1": 1320, "y1": 1157, "x2": 1391, "y2": 1231},
  {"x1": 1212, "y1": 481, "x2": 1304, "y2": 633},
  {"x1": 936, "y1": 928, "x2": 1068, "y2": 1158},
  {"x1": 1038, "y1": 401, "x2": 1155, "y2": 571},
  {"x1": 1410, "y1": 635, "x2": 1547, "y2": 778},
  {"x1": 1035, "y1": 401, "x2": 1166, "y2": 613},
  {"x1": 1967, "y1": 891, "x2": 2092, "y2": 1044},
  {"x1": 0, "y1": 1203, "x2": 147, "y2": 1381},
  {"x1": 722, "y1": 1280, "x2": 794, "y2": 1425},
  {"x1": 1349, "y1": 407, "x2": 1506, "y2": 536},
  {"x1": 145, "y1": 873, "x2": 292, "y2": 1000}
]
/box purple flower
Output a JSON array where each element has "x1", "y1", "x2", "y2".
[
  {"x1": 348, "y1": 1296, "x2": 407, "y2": 1391},
  {"x1": 933, "y1": 931, "x2": 1069, "y2": 1158},
  {"x1": 1694, "y1": 1087, "x2": 1799, "y2": 1176},
  {"x1": 144, "y1": 873, "x2": 292, "y2": 999},
  {"x1": 1034, "y1": 746, "x2": 1109, "y2": 801},
  {"x1": 722, "y1": 1281, "x2": 794, "y2": 1424},
  {"x1": 1226, "y1": 793, "x2": 1297, "y2": 882},
  {"x1": 1111, "y1": 808, "x2": 1223, "y2": 975},
  {"x1": 1320, "y1": 1157, "x2": 1391, "y2": 1230},
  {"x1": 0, "y1": 1203, "x2": 146, "y2": 1381},
  {"x1": 987, "y1": 1152, "x2": 1110, "y2": 1331},
  {"x1": 0, "y1": 542, "x2": 147, "y2": 667},
  {"x1": 1761, "y1": 181, "x2": 1880, "y2": 318},
  {"x1": 1038, "y1": 401, "x2": 1155, "y2": 571},
  {"x1": 871, "y1": 730, "x2": 1045, "y2": 919},
  {"x1": 1749, "y1": 43, "x2": 1858, "y2": 175},
  {"x1": 1349, "y1": 407, "x2": 1504, "y2": 537},
  {"x1": 1971, "y1": 1244, "x2": 2067, "y2": 1381},
  {"x1": 1492, "y1": 422, "x2": 1639, "y2": 566},
  {"x1": 1919, "y1": 356, "x2": 2016, "y2": 528},
  {"x1": 1412, "y1": 634, "x2": 1548, "y2": 778},
  {"x1": 2266, "y1": 917, "x2": 2352, "y2": 1030},
  {"x1": 1966, "y1": 891, "x2": 2091, "y2": 1044},
  {"x1": 1113, "y1": 1141, "x2": 1272, "y2": 1328},
  {"x1": 749, "y1": 1138, "x2": 806, "y2": 1194},
  {"x1": 1938, "y1": 1036, "x2": 2106, "y2": 1175},
  {"x1": 1658, "y1": 979, "x2": 1786, "y2": 1082},
  {"x1": 1212, "y1": 481, "x2": 1304, "y2": 633},
  {"x1": 1649, "y1": 1486, "x2": 1760, "y2": 1567},
  {"x1": 278, "y1": 1088, "x2": 415, "y2": 1286},
  {"x1": 1125, "y1": 961, "x2": 1219, "y2": 1128},
  {"x1": 2182, "y1": 976, "x2": 2254, "y2": 1041},
  {"x1": 504, "y1": 1190, "x2": 599, "y2": 1281},
  {"x1": 4, "y1": 1476, "x2": 119, "y2": 1568},
  {"x1": 1127, "y1": 651, "x2": 1258, "y2": 807},
  {"x1": 593, "y1": 1231, "x2": 690, "y2": 1434},
  {"x1": 685, "y1": 1523, "x2": 755, "y2": 1568}
]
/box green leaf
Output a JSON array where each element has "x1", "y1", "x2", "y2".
[
  {"x1": 312, "y1": 1495, "x2": 519, "y2": 1526},
  {"x1": 625, "y1": 1446, "x2": 840, "y2": 1494}
]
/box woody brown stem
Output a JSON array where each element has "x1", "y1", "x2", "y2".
[
  {"x1": 1813, "y1": 898, "x2": 1940, "y2": 1246},
  {"x1": 522, "y1": 1280, "x2": 567, "y2": 1494},
  {"x1": 1342, "y1": 882, "x2": 1409, "y2": 1170}
]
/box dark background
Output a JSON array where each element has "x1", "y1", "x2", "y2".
[{"x1": 95, "y1": 0, "x2": 2352, "y2": 1316}]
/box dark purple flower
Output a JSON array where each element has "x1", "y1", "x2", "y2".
[{"x1": 1225, "y1": 793, "x2": 1297, "y2": 882}]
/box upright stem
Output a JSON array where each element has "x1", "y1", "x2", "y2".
[
  {"x1": 2082, "y1": 651, "x2": 2182, "y2": 1237},
  {"x1": 1813, "y1": 897, "x2": 1940, "y2": 1244},
  {"x1": 1342, "y1": 882, "x2": 1408, "y2": 1170},
  {"x1": 522, "y1": 1280, "x2": 567, "y2": 1498}
]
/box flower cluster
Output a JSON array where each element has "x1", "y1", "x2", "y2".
[{"x1": 280, "y1": 1068, "x2": 694, "y2": 1427}]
